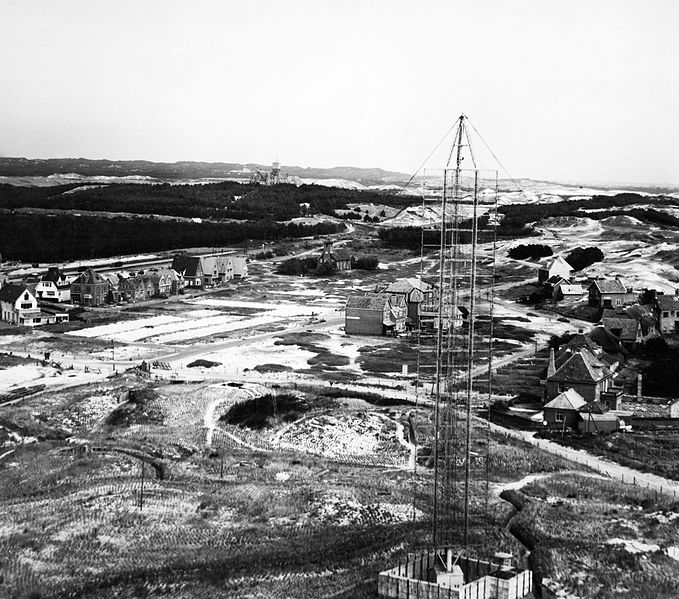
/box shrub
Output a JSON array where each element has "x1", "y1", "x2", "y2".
[
  {"x1": 565, "y1": 246, "x2": 604, "y2": 271},
  {"x1": 508, "y1": 244, "x2": 553, "y2": 260},
  {"x1": 352, "y1": 256, "x2": 379, "y2": 270}
]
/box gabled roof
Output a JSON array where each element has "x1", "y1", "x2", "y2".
[
  {"x1": 42, "y1": 267, "x2": 67, "y2": 284},
  {"x1": 545, "y1": 274, "x2": 569, "y2": 286},
  {"x1": 588, "y1": 325, "x2": 628, "y2": 355},
  {"x1": 657, "y1": 294, "x2": 679, "y2": 311},
  {"x1": 171, "y1": 255, "x2": 202, "y2": 278},
  {"x1": 103, "y1": 273, "x2": 120, "y2": 286},
  {"x1": 346, "y1": 294, "x2": 390, "y2": 310},
  {"x1": 549, "y1": 349, "x2": 611, "y2": 384},
  {"x1": 0, "y1": 283, "x2": 30, "y2": 303},
  {"x1": 329, "y1": 248, "x2": 352, "y2": 261},
  {"x1": 562, "y1": 333, "x2": 601, "y2": 355},
  {"x1": 602, "y1": 317, "x2": 639, "y2": 341},
  {"x1": 579, "y1": 400, "x2": 609, "y2": 414},
  {"x1": 543, "y1": 255, "x2": 573, "y2": 272},
  {"x1": 590, "y1": 278, "x2": 627, "y2": 295},
  {"x1": 556, "y1": 284, "x2": 585, "y2": 295},
  {"x1": 544, "y1": 388, "x2": 587, "y2": 411},
  {"x1": 384, "y1": 278, "x2": 432, "y2": 302},
  {"x1": 72, "y1": 268, "x2": 108, "y2": 286}
]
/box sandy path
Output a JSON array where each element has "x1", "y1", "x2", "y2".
[{"x1": 486, "y1": 420, "x2": 679, "y2": 498}]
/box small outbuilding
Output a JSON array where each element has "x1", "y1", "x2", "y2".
[{"x1": 543, "y1": 388, "x2": 587, "y2": 428}]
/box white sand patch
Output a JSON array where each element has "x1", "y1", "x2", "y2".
[
  {"x1": 193, "y1": 338, "x2": 317, "y2": 374},
  {"x1": 606, "y1": 538, "x2": 660, "y2": 554},
  {"x1": 69, "y1": 315, "x2": 185, "y2": 339},
  {"x1": 185, "y1": 309, "x2": 226, "y2": 318},
  {"x1": 59, "y1": 394, "x2": 118, "y2": 432},
  {"x1": 273, "y1": 288, "x2": 326, "y2": 297},
  {"x1": 278, "y1": 413, "x2": 384, "y2": 458}
]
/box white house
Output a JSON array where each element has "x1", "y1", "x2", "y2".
[
  {"x1": 35, "y1": 267, "x2": 71, "y2": 303},
  {"x1": 0, "y1": 284, "x2": 50, "y2": 326},
  {"x1": 538, "y1": 256, "x2": 574, "y2": 284}
]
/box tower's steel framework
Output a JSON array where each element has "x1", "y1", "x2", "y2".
[{"x1": 416, "y1": 115, "x2": 499, "y2": 549}]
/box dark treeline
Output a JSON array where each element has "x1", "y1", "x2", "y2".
[
  {"x1": 0, "y1": 182, "x2": 411, "y2": 221},
  {"x1": 0, "y1": 213, "x2": 343, "y2": 262},
  {"x1": 377, "y1": 216, "x2": 495, "y2": 249}
]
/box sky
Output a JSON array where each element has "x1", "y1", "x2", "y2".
[{"x1": 0, "y1": 0, "x2": 678, "y2": 184}]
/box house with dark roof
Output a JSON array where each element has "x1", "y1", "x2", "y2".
[
  {"x1": 0, "y1": 284, "x2": 55, "y2": 326},
  {"x1": 70, "y1": 269, "x2": 111, "y2": 306},
  {"x1": 148, "y1": 270, "x2": 173, "y2": 297},
  {"x1": 318, "y1": 241, "x2": 352, "y2": 271},
  {"x1": 588, "y1": 277, "x2": 634, "y2": 308},
  {"x1": 171, "y1": 255, "x2": 205, "y2": 288},
  {"x1": 377, "y1": 278, "x2": 434, "y2": 326},
  {"x1": 119, "y1": 276, "x2": 154, "y2": 302},
  {"x1": 543, "y1": 388, "x2": 587, "y2": 428},
  {"x1": 655, "y1": 292, "x2": 679, "y2": 334},
  {"x1": 546, "y1": 348, "x2": 615, "y2": 403},
  {"x1": 601, "y1": 316, "x2": 642, "y2": 350},
  {"x1": 35, "y1": 267, "x2": 71, "y2": 303},
  {"x1": 345, "y1": 293, "x2": 406, "y2": 336},
  {"x1": 538, "y1": 256, "x2": 573, "y2": 284}
]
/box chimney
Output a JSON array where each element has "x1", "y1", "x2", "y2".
[
  {"x1": 547, "y1": 348, "x2": 556, "y2": 378},
  {"x1": 637, "y1": 372, "x2": 643, "y2": 401}
]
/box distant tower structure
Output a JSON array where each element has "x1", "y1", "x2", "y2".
[
  {"x1": 270, "y1": 161, "x2": 282, "y2": 185},
  {"x1": 250, "y1": 160, "x2": 290, "y2": 185}
]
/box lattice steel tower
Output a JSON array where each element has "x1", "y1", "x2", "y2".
[{"x1": 416, "y1": 114, "x2": 499, "y2": 550}]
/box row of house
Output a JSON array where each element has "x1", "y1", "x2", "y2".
[
  {"x1": 539, "y1": 255, "x2": 679, "y2": 338},
  {"x1": 538, "y1": 256, "x2": 637, "y2": 308},
  {"x1": 69, "y1": 267, "x2": 187, "y2": 306},
  {"x1": 171, "y1": 254, "x2": 248, "y2": 288},
  {"x1": 344, "y1": 277, "x2": 471, "y2": 337}
]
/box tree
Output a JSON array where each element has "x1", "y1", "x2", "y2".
[{"x1": 566, "y1": 247, "x2": 604, "y2": 271}]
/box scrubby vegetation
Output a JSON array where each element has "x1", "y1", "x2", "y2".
[
  {"x1": 508, "y1": 244, "x2": 553, "y2": 260},
  {"x1": 220, "y1": 393, "x2": 332, "y2": 429}
]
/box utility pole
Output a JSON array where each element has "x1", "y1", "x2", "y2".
[{"x1": 139, "y1": 460, "x2": 145, "y2": 511}]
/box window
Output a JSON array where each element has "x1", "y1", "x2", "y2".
[
  {"x1": 664, "y1": 311, "x2": 669, "y2": 318},
  {"x1": 24, "y1": 293, "x2": 29, "y2": 300},
  {"x1": 21, "y1": 303, "x2": 32, "y2": 309},
  {"x1": 555, "y1": 411, "x2": 564, "y2": 422},
  {"x1": 557, "y1": 382, "x2": 565, "y2": 393}
]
